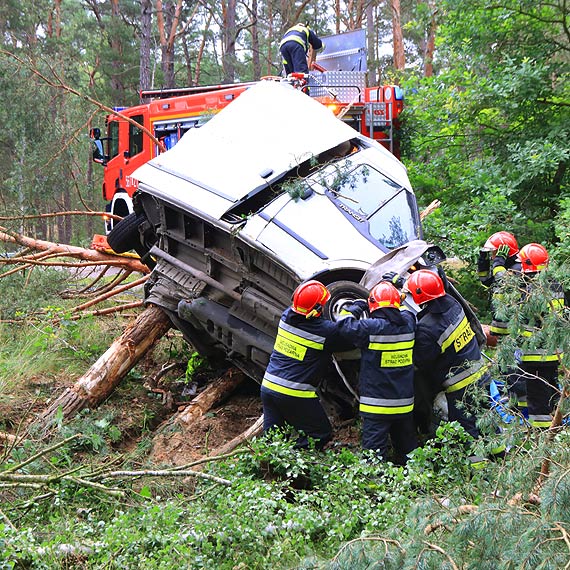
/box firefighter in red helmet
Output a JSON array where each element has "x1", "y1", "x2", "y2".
[
  {"x1": 478, "y1": 231, "x2": 521, "y2": 335},
  {"x1": 515, "y1": 244, "x2": 565, "y2": 428},
  {"x1": 405, "y1": 270, "x2": 502, "y2": 468},
  {"x1": 340, "y1": 279, "x2": 418, "y2": 464},
  {"x1": 261, "y1": 280, "x2": 356, "y2": 449},
  {"x1": 478, "y1": 230, "x2": 526, "y2": 412}
]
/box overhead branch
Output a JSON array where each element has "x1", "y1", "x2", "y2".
[{"x1": 0, "y1": 49, "x2": 166, "y2": 153}]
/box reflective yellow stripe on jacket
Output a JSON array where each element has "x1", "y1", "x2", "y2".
[
  {"x1": 438, "y1": 316, "x2": 475, "y2": 354},
  {"x1": 273, "y1": 321, "x2": 325, "y2": 361},
  {"x1": 279, "y1": 25, "x2": 309, "y2": 50},
  {"x1": 443, "y1": 360, "x2": 487, "y2": 393},
  {"x1": 368, "y1": 332, "x2": 414, "y2": 368}
]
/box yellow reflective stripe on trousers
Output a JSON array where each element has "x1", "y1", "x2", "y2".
[
  {"x1": 469, "y1": 456, "x2": 489, "y2": 470},
  {"x1": 489, "y1": 321, "x2": 509, "y2": 335},
  {"x1": 521, "y1": 352, "x2": 562, "y2": 362},
  {"x1": 360, "y1": 396, "x2": 414, "y2": 415},
  {"x1": 261, "y1": 378, "x2": 317, "y2": 399},
  {"x1": 360, "y1": 403, "x2": 414, "y2": 414},
  {"x1": 529, "y1": 415, "x2": 552, "y2": 428},
  {"x1": 439, "y1": 316, "x2": 475, "y2": 353},
  {"x1": 444, "y1": 362, "x2": 487, "y2": 393},
  {"x1": 491, "y1": 444, "x2": 506, "y2": 455}
]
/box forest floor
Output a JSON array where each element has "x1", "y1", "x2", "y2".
[{"x1": 0, "y1": 338, "x2": 361, "y2": 467}]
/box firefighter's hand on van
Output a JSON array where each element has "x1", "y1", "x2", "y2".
[
  {"x1": 381, "y1": 271, "x2": 405, "y2": 289},
  {"x1": 342, "y1": 299, "x2": 368, "y2": 319},
  {"x1": 496, "y1": 244, "x2": 510, "y2": 259}
]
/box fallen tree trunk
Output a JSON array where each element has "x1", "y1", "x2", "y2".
[
  {"x1": 35, "y1": 305, "x2": 172, "y2": 431},
  {"x1": 0, "y1": 229, "x2": 149, "y2": 274},
  {"x1": 150, "y1": 368, "x2": 246, "y2": 465}
]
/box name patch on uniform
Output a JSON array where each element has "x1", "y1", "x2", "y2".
[
  {"x1": 274, "y1": 335, "x2": 307, "y2": 361},
  {"x1": 453, "y1": 320, "x2": 474, "y2": 352},
  {"x1": 381, "y1": 349, "x2": 413, "y2": 367}
]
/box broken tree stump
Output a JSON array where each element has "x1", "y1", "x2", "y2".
[
  {"x1": 34, "y1": 304, "x2": 172, "y2": 432},
  {"x1": 150, "y1": 368, "x2": 245, "y2": 465}
]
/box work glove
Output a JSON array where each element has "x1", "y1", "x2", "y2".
[
  {"x1": 342, "y1": 299, "x2": 368, "y2": 319},
  {"x1": 381, "y1": 271, "x2": 405, "y2": 289},
  {"x1": 496, "y1": 244, "x2": 510, "y2": 259}
]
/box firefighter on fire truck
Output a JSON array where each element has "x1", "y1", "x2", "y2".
[{"x1": 279, "y1": 23, "x2": 324, "y2": 75}]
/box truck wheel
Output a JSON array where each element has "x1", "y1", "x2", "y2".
[
  {"x1": 323, "y1": 280, "x2": 369, "y2": 322},
  {"x1": 107, "y1": 212, "x2": 145, "y2": 254}
]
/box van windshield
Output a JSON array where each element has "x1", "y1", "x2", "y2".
[{"x1": 327, "y1": 164, "x2": 419, "y2": 249}]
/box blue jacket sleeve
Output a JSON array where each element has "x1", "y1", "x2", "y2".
[
  {"x1": 308, "y1": 29, "x2": 323, "y2": 51},
  {"x1": 326, "y1": 317, "x2": 371, "y2": 351}
]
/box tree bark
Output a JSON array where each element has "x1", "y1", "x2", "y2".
[
  {"x1": 0, "y1": 228, "x2": 151, "y2": 274},
  {"x1": 391, "y1": 0, "x2": 405, "y2": 71},
  {"x1": 140, "y1": 0, "x2": 153, "y2": 91},
  {"x1": 109, "y1": 0, "x2": 125, "y2": 100},
  {"x1": 157, "y1": 0, "x2": 183, "y2": 88},
  {"x1": 35, "y1": 305, "x2": 172, "y2": 430},
  {"x1": 424, "y1": 0, "x2": 437, "y2": 77},
  {"x1": 222, "y1": 0, "x2": 237, "y2": 83},
  {"x1": 250, "y1": 0, "x2": 260, "y2": 80}
]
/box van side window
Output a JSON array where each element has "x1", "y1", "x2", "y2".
[{"x1": 129, "y1": 115, "x2": 144, "y2": 157}]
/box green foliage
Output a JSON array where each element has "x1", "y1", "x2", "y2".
[
  {"x1": 185, "y1": 351, "x2": 206, "y2": 382},
  {"x1": 0, "y1": 424, "x2": 503, "y2": 569}
]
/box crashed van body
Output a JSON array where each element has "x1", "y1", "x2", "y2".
[{"x1": 127, "y1": 80, "x2": 426, "y2": 408}]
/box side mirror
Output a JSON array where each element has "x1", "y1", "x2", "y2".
[{"x1": 90, "y1": 127, "x2": 101, "y2": 140}]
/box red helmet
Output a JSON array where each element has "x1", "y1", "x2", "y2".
[
  {"x1": 368, "y1": 282, "x2": 401, "y2": 312},
  {"x1": 292, "y1": 280, "x2": 330, "y2": 317},
  {"x1": 483, "y1": 231, "x2": 519, "y2": 257},
  {"x1": 519, "y1": 243, "x2": 549, "y2": 273},
  {"x1": 405, "y1": 270, "x2": 445, "y2": 305}
]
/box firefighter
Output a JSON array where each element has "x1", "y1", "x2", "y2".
[
  {"x1": 477, "y1": 231, "x2": 526, "y2": 412},
  {"x1": 405, "y1": 270, "x2": 500, "y2": 468},
  {"x1": 478, "y1": 230, "x2": 521, "y2": 335},
  {"x1": 260, "y1": 280, "x2": 355, "y2": 449},
  {"x1": 279, "y1": 23, "x2": 324, "y2": 75},
  {"x1": 341, "y1": 280, "x2": 418, "y2": 464},
  {"x1": 515, "y1": 243, "x2": 565, "y2": 428}
]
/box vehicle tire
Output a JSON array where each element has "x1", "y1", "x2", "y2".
[
  {"x1": 323, "y1": 280, "x2": 369, "y2": 322},
  {"x1": 107, "y1": 212, "x2": 145, "y2": 254}
]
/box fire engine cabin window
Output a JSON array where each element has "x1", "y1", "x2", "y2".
[
  {"x1": 330, "y1": 165, "x2": 418, "y2": 249},
  {"x1": 109, "y1": 121, "x2": 119, "y2": 160},
  {"x1": 129, "y1": 115, "x2": 144, "y2": 157}
]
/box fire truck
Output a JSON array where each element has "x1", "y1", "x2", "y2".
[{"x1": 90, "y1": 30, "x2": 404, "y2": 235}]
